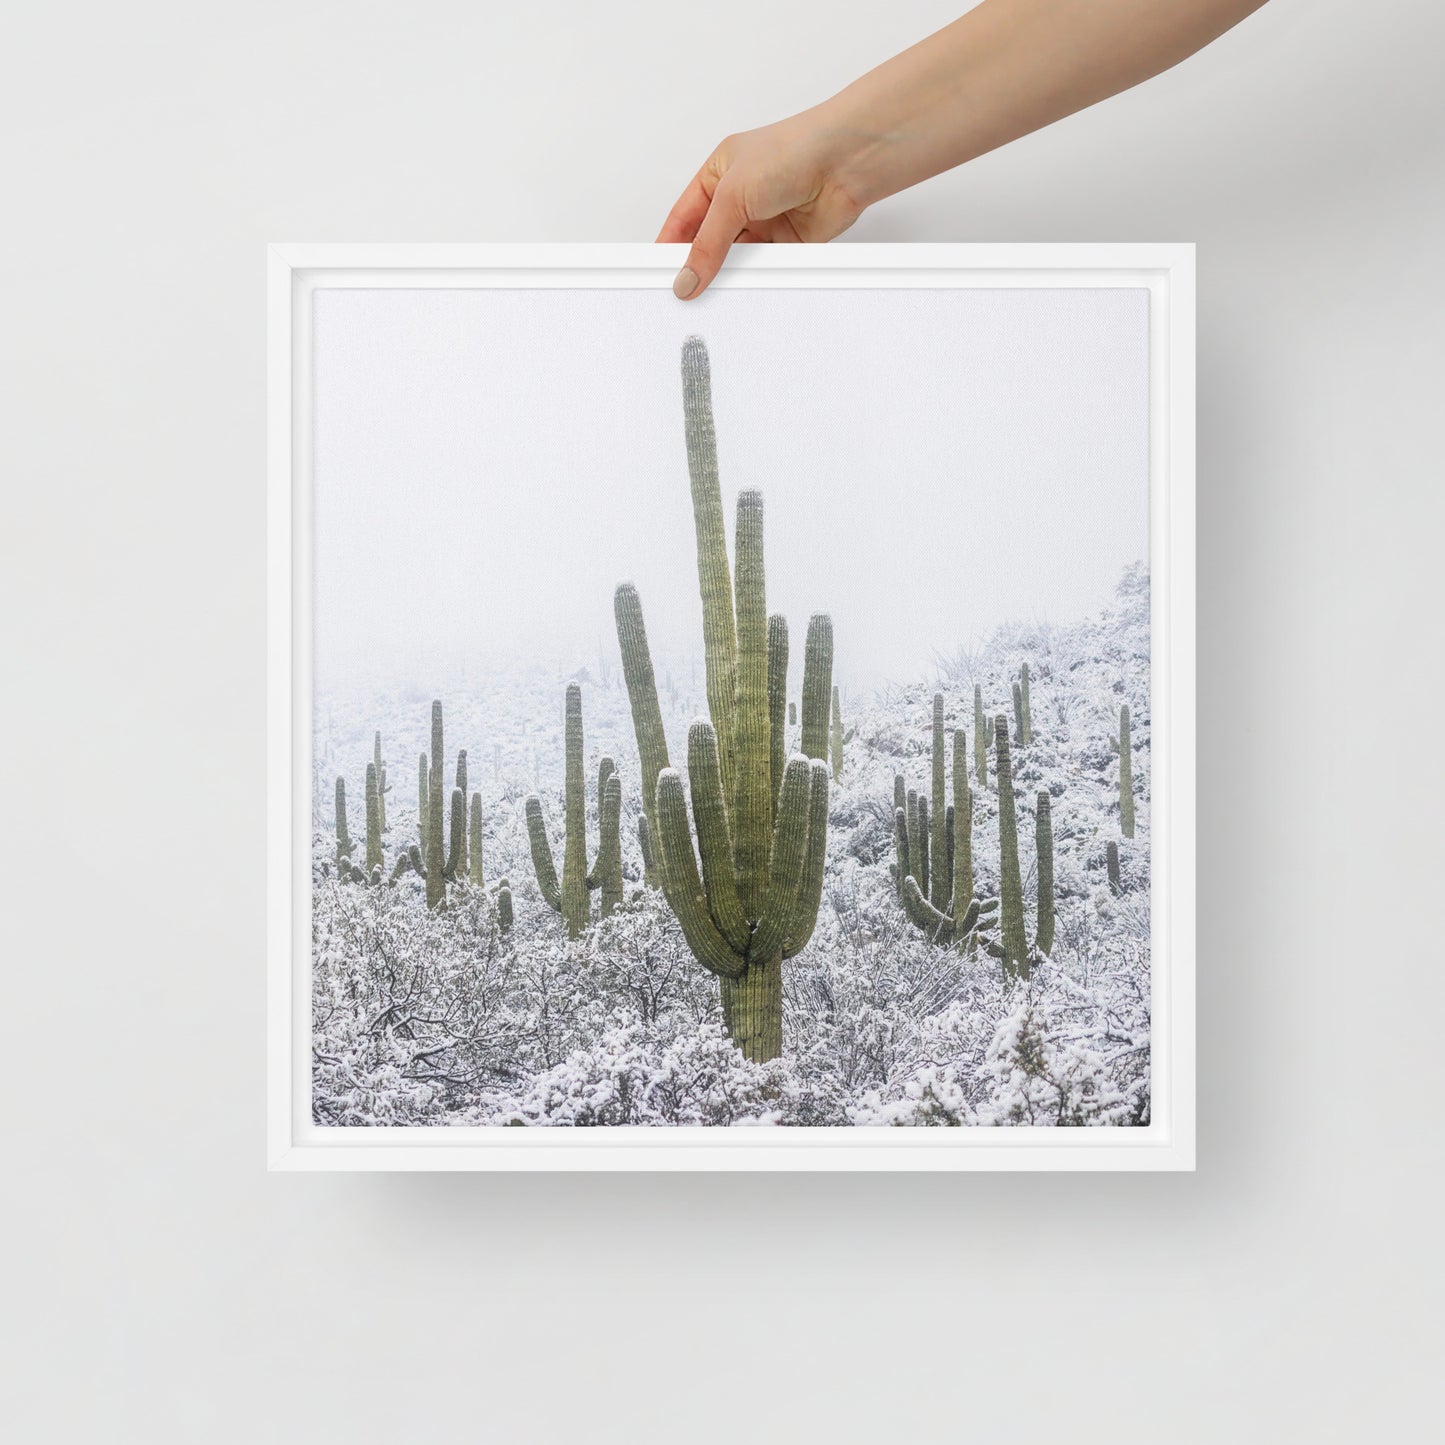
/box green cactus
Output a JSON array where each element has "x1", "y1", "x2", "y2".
[
  {"x1": 364, "y1": 762, "x2": 383, "y2": 874},
  {"x1": 768, "y1": 615, "x2": 789, "y2": 826},
  {"x1": 1119, "y1": 704, "x2": 1135, "y2": 838},
  {"x1": 451, "y1": 750, "x2": 469, "y2": 880},
  {"x1": 1107, "y1": 839, "x2": 1123, "y2": 894},
  {"x1": 468, "y1": 793, "x2": 485, "y2": 886},
  {"x1": 638, "y1": 813, "x2": 659, "y2": 888},
  {"x1": 1020, "y1": 662, "x2": 1032, "y2": 746},
  {"x1": 929, "y1": 694, "x2": 948, "y2": 910},
  {"x1": 992, "y1": 715, "x2": 1030, "y2": 978},
  {"x1": 789, "y1": 701, "x2": 797, "y2": 727},
  {"x1": 373, "y1": 731, "x2": 387, "y2": 833},
  {"x1": 973, "y1": 683, "x2": 987, "y2": 787},
  {"x1": 893, "y1": 706, "x2": 997, "y2": 949},
  {"x1": 443, "y1": 787, "x2": 465, "y2": 881},
  {"x1": 496, "y1": 877, "x2": 514, "y2": 933},
  {"x1": 334, "y1": 776, "x2": 352, "y2": 868},
  {"x1": 830, "y1": 685, "x2": 845, "y2": 781},
  {"x1": 613, "y1": 339, "x2": 833, "y2": 1061},
  {"x1": 681, "y1": 333, "x2": 739, "y2": 800},
  {"x1": 1012, "y1": 681, "x2": 1025, "y2": 745},
  {"x1": 424, "y1": 701, "x2": 446, "y2": 909},
  {"x1": 417, "y1": 753, "x2": 429, "y2": 849},
  {"x1": 525, "y1": 683, "x2": 622, "y2": 938},
  {"x1": 1035, "y1": 790, "x2": 1054, "y2": 956}
]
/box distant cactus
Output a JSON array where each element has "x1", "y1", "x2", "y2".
[
  {"x1": 830, "y1": 685, "x2": 845, "y2": 781},
  {"x1": 334, "y1": 776, "x2": 352, "y2": 868},
  {"x1": 373, "y1": 731, "x2": 387, "y2": 833},
  {"x1": 1035, "y1": 791, "x2": 1054, "y2": 956},
  {"x1": 1020, "y1": 663, "x2": 1032, "y2": 746},
  {"x1": 468, "y1": 793, "x2": 485, "y2": 885},
  {"x1": 387, "y1": 851, "x2": 413, "y2": 884},
  {"x1": 424, "y1": 701, "x2": 446, "y2": 908},
  {"x1": 929, "y1": 694, "x2": 948, "y2": 911},
  {"x1": 1107, "y1": 839, "x2": 1123, "y2": 894},
  {"x1": 364, "y1": 763, "x2": 383, "y2": 874},
  {"x1": 1119, "y1": 704, "x2": 1135, "y2": 837},
  {"x1": 613, "y1": 337, "x2": 833, "y2": 1061},
  {"x1": 893, "y1": 697, "x2": 998, "y2": 949},
  {"x1": 525, "y1": 683, "x2": 622, "y2": 938},
  {"x1": 454, "y1": 751, "x2": 468, "y2": 877},
  {"x1": 993, "y1": 715, "x2": 1030, "y2": 978},
  {"x1": 973, "y1": 684, "x2": 987, "y2": 787},
  {"x1": 497, "y1": 879, "x2": 514, "y2": 933},
  {"x1": 788, "y1": 701, "x2": 797, "y2": 727},
  {"x1": 1012, "y1": 681, "x2": 1025, "y2": 745}
]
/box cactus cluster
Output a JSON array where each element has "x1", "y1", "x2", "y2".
[
  {"x1": 892, "y1": 693, "x2": 999, "y2": 950},
  {"x1": 990, "y1": 715, "x2": 1055, "y2": 979},
  {"x1": 525, "y1": 683, "x2": 624, "y2": 939},
  {"x1": 614, "y1": 335, "x2": 833, "y2": 1062}
]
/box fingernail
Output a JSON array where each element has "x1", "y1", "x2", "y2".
[{"x1": 673, "y1": 267, "x2": 699, "y2": 300}]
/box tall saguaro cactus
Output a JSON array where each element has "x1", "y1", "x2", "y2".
[
  {"x1": 334, "y1": 777, "x2": 352, "y2": 868},
  {"x1": 373, "y1": 731, "x2": 387, "y2": 833},
  {"x1": 1020, "y1": 663, "x2": 1032, "y2": 746},
  {"x1": 613, "y1": 337, "x2": 834, "y2": 1062},
  {"x1": 993, "y1": 715, "x2": 1030, "y2": 978},
  {"x1": 364, "y1": 763, "x2": 383, "y2": 874},
  {"x1": 525, "y1": 683, "x2": 623, "y2": 939},
  {"x1": 417, "y1": 753, "x2": 429, "y2": 850},
  {"x1": 1119, "y1": 703, "x2": 1135, "y2": 838},
  {"x1": 468, "y1": 794, "x2": 485, "y2": 886},
  {"x1": 1035, "y1": 790, "x2": 1054, "y2": 956},
  {"x1": 425, "y1": 701, "x2": 446, "y2": 909}
]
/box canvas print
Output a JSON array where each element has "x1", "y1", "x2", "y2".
[{"x1": 310, "y1": 285, "x2": 1150, "y2": 1128}]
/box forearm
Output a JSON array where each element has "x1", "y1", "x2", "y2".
[{"x1": 816, "y1": 0, "x2": 1269, "y2": 207}]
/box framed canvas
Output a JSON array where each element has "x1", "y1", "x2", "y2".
[{"x1": 268, "y1": 242, "x2": 1195, "y2": 1171}]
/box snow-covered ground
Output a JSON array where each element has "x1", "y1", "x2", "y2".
[{"x1": 311, "y1": 566, "x2": 1151, "y2": 1126}]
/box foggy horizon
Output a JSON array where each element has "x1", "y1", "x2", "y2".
[{"x1": 313, "y1": 285, "x2": 1149, "y2": 700}]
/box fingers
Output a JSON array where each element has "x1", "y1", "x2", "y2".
[
  {"x1": 674, "y1": 181, "x2": 748, "y2": 300},
  {"x1": 656, "y1": 174, "x2": 713, "y2": 244}
]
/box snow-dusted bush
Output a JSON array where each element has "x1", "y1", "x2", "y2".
[{"x1": 312, "y1": 569, "x2": 1152, "y2": 1127}]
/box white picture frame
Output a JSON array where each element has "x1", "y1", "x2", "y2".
[{"x1": 268, "y1": 242, "x2": 1195, "y2": 1171}]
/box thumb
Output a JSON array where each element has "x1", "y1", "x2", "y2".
[{"x1": 673, "y1": 182, "x2": 749, "y2": 300}]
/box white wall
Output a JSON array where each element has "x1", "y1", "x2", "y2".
[{"x1": 4, "y1": 2, "x2": 1441, "y2": 1439}]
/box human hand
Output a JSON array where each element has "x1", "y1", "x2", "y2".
[{"x1": 658, "y1": 110, "x2": 872, "y2": 300}]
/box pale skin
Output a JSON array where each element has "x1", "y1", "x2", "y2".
[{"x1": 661, "y1": 0, "x2": 1270, "y2": 298}]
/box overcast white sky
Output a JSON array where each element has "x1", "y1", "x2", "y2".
[{"x1": 312, "y1": 284, "x2": 1148, "y2": 695}]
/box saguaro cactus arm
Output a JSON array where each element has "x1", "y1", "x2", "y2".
[
  {"x1": 559, "y1": 684, "x2": 590, "y2": 937},
  {"x1": 655, "y1": 769, "x2": 746, "y2": 979},
  {"x1": 767, "y1": 614, "x2": 789, "y2": 822},
  {"x1": 524, "y1": 795, "x2": 562, "y2": 911},
  {"x1": 443, "y1": 787, "x2": 465, "y2": 881},
  {"x1": 784, "y1": 760, "x2": 831, "y2": 957},
  {"x1": 750, "y1": 755, "x2": 813, "y2": 960},
  {"x1": 731, "y1": 490, "x2": 771, "y2": 920},
  {"x1": 365, "y1": 763, "x2": 383, "y2": 873},
  {"x1": 682, "y1": 335, "x2": 739, "y2": 798},
  {"x1": 830, "y1": 685, "x2": 845, "y2": 781},
  {"x1": 614, "y1": 583, "x2": 671, "y2": 842},
  {"x1": 686, "y1": 722, "x2": 749, "y2": 952}
]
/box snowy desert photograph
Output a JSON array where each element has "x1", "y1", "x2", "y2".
[{"x1": 309, "y1": 283, "x2": 1152, "y2": 1128}]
